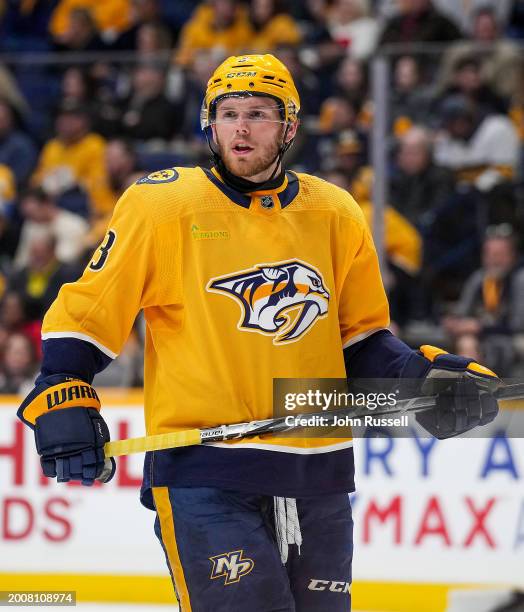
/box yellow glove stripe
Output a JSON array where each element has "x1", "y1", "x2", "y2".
[
  {"x1": 419, "y1": 345, "x2": 448, "y2": 362},
  {"x1": 23, "y1": 380, "x2": 101, "y2": 425},
  {"x1": 466, "y1": 361, "x2": 498, "y2": 379}
]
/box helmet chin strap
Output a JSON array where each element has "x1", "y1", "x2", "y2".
[
  {"x1": 267, "y1": 123, "x2": 291, "y2": 182},
  {"x1": 204, "y1": 123, "x2": 293, "y2": 194},
  {"x1": 204, "y1": 126, "x2": 221, "y2": 166}
]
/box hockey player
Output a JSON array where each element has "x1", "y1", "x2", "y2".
[{"x1": 17, "y1": 55, "x2": 499, "y2": 611}]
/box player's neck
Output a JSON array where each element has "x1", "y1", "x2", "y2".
[
  {"x1": 240, "y1": 162, "x2": 282, "y2": 184},
  {"x1": 216, "y1": 159, "x2": 285, "y2": 194}
]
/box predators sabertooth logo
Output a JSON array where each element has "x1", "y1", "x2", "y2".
[
  {"x1": 207, "y1": 260, "x2": 330, "y2": 345},
  {"x1": 209, "y1": 550, "x2": 254, "y2": 585}
]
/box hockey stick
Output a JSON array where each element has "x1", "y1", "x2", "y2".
[{"x1": 103, "y1": 382, "x2": 524, "y2": 458}]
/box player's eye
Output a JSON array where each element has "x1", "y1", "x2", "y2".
[
  {"x1": 221, "y1": 111, "x2": 238, "y2": 121},
  {"x1": 248, "y1": 110, "x2": 266, "y2": 121}
]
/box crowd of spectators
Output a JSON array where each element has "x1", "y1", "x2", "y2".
[{"x1": 1, "y1": 0, "x2": 524, "y2": 393}]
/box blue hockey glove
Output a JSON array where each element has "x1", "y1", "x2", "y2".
[
  {"x1": 412, "y1": 346, "x2": 500, "y2": 439},
  {"x1": 17, "y1": 375, "x2": 115, "y2": 485},
  {"x1": 35, "y1": 406, "x2": 115, "y2": 485},
  {"x1": 418, "y1": 345, "x2": 501, "y2": 394},
  {"x1": 415, "y1": 378, "x2": 499, "y2": 439}
]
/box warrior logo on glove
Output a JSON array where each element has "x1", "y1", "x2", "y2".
[
  {"x1": 208, "y1": 260, "x2": 330, "y2": 344},
  {"x1": 18, "y1": 376, "x2": 101, "y2": 426}
]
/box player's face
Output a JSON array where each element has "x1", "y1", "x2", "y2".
[{"x1": 212, "y1": 96, "x2": 297, "y2": 182}]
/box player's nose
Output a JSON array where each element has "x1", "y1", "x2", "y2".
[
  {"x1": 235, "y1": 122, "x2": 249, "y2": 134},
  {"x1": 234, "y1": 116, "x2": 250, "y2": 133}
]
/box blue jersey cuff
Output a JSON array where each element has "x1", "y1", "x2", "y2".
[
  {"x1": 343, "y1": 329, "x2": 428, "y2": 379},
  {"x1": 39, "y1": 337, "x2": 113, "y2": 384}
]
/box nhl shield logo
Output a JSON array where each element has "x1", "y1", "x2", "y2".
[
  {"x1": 260, "y1": 195, "x2": 274, "y2": 209},
  {"x1": 207, "y1": 259, "x2": 330, "y2": 345}
]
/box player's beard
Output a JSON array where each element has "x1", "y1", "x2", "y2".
[{"x1": 217, "y1": 137, "x2": 282, "y2": 180}]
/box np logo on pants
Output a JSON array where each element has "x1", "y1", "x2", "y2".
[{"x1": 209, "y1": 550, "x2": 255, "y2": 585}]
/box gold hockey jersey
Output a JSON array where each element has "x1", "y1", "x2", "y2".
[{"x1": 42, "y1": 167, "x2": 389, "y2": 459}]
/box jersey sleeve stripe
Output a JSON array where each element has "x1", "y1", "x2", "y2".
[
  {"x1": 41, "y1": 331, "x2": 117, "y2": 359},
  {"x1": 206, "y1": 440, "x2": 353, "y2": 454},
  {"x1": 342, "y1": 327, "x2": 388, "y2": 349}
]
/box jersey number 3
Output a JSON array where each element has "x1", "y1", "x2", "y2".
[{"x1": 89, "y1": 230, "x2": 116, "y2": 271}]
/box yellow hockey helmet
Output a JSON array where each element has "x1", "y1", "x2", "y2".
[{"x1": 201, "y1": 54, "x2": 300, "y2": 129}]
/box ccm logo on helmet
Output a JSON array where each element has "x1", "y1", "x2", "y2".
[
  {"x1": 226, "y1": 71, "x2": 257, "y2": 78},
  {"x1": 308, "y1": 579, "x2": 351, "y2": 593}
]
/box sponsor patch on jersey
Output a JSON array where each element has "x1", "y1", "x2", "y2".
[
  {"x1": 191, "y1": 224, "x2": 230, "y2": 240},
  {"x1": 209, "y1": 550, "x2": 254, "y2": 585},
  {"x1": 207, "y1": 259, "x2": 330, "y2": 345},
  {"x1": 136, "y1": 168, "x2": 179, "y2": 184}
]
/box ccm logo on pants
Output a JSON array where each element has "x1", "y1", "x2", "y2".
[{"x1": 308, "y1": 579, "x2": 351, "y2": 593}]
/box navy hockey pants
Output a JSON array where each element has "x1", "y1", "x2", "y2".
[{"x1": 152, "y1": 487, "x2": 353, "y2": 611}]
